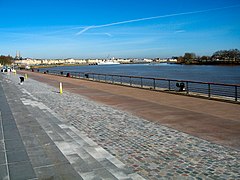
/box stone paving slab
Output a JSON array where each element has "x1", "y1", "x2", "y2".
[
  {"x1": 0, "y1": 79, "x2": 37, "y2": 180},
  {"x1": 0, "y1": 73, "x2": 144, "y2": 179}
]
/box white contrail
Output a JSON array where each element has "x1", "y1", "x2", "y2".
[
  {"x1": 104, "y1": 33, "x2": 113, "y2": 37},
  {"x1": 76, "y1": 4, "x2": 240, "y2": 35},
  {"x1": 76, "y1": 26, "x2": 95, "y2": 35}
]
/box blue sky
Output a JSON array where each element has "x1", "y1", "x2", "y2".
[{"x1": 0, "y1": 0, "x2": 240, "y2": 59}]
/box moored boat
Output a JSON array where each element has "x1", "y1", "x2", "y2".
[{"x1": 97, "y1": 60, "x2": 120, "y2": 65}]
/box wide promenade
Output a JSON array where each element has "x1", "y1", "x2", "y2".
[
  {"x1": 0, "y1": 70, "x2": 239, "y2": 179},
  {"x1": 19, "y1": 70, "x2": 240, "y2": 150}
]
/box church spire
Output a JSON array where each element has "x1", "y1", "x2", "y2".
[{"x1": 15, "y1": 51, "x2": 22, "y2": 60}]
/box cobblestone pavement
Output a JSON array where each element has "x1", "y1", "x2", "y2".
[{"x1": 5, "y1": 73, "x2": 240, "y2": 179}]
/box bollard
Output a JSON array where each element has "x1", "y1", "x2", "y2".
[
  {"x1": 59, "y1": 82, "x2": 63, "y2": 94},
  {"x1": 19, "y1": 77, "x2": 24, "y2": 85},
  {"x1": 25, "y1": 74, "x2": 28, "y2": 79}
]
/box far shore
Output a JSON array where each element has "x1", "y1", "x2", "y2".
[{"x1": 21, "y1": 61, "x2": 240, "y2": 69}]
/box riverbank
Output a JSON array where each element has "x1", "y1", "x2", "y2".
[
  {"x1": 26, "y1": 63, "x2": 89, "y2": 69},
  {"x1": 1, "y1": 71, "x2": 240, "y2": 179},
  {"x1": 178, "y1": 61, "x2": 240, "y2": 65},
  {"x1": 29, "y1": 62, "x2": 156, "y2": 69},
  {"x1": 22, "y1": 60, "x2": 240, "y2": 70}
]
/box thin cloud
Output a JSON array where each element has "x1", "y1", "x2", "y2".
[
  {"x1": 76, "y1": 4, "x2": 240, "y2": 35},
  {"x1": 105, "y1": 33, "x2": 113, "y2": 37},
  {"x1": 175, "y1": 30, "x2": 186, "y2": 33}
]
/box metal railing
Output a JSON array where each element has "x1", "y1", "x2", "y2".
[{"x1": 37, "y1": 69, "x2": 240, "y2": 103}]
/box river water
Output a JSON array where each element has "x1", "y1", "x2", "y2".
[{"x1": 43, "y1": 63, "x2": 240, "y2": 85}]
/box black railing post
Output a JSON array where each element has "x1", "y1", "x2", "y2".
[
  {"x1": 141, "y1": 77, "x2": 143, "y2": 88},
  {"x1": 130, "y1": 77, "x2": 132, "y2": 86},
  {"x1": 235, "y1": 86, "x2": 238, "y2": 102},
  {"x1": 186, "y1": 81, "x2": 189, "y2": 95},
  {"x1": 112, "y1": 75, "x2": 114, "y2": 83},
  {"x1": 168, "y1": 80, "x2": 171, "y2": 91},
  {"x1": 121, "y1": 76, "x2": 123, "y2": 85},
  {"x1": 153, "y1": 79, "x2": 156, "y2": 89},
  {"x1": 208, "y1": 83, "x2": 211, "y2": 98}
]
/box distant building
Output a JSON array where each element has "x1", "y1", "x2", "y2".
[
  {"x1": 117, "y1": 58, "x2": 131, "y2": 64},
  {"x1": 14, "y1": 58, "x2": 89, "y2": 66},
  {"x1": 14, "y1": 51, "x2": 22, "y2": 60}
]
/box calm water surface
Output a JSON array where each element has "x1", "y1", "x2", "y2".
[{"x1": 46, "y1": 64, "x2": 240, "y2": 84}]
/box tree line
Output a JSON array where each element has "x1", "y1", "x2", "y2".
[
  {"x1": 0, "y1": 55, "x2": 13, "y2": 66},
  {"x1": 177, "y1": 49, "x2": 240, "y2": 64}
]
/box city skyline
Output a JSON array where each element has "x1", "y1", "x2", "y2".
[{"x1": 1, "y1": 0, "x2": 240, "y2": 59}]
